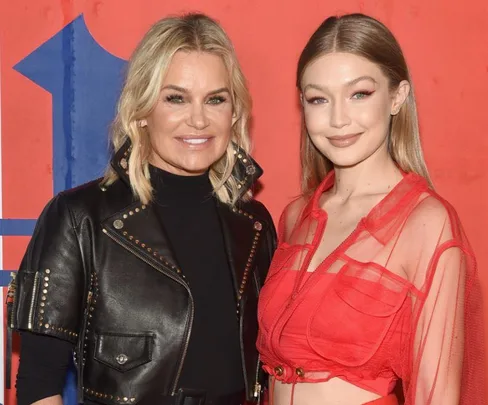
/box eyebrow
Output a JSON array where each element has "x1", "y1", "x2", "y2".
[
  {"x1": 303, "y1": 75, "x2": 377, "y2": 92},
  {"x1": 161, "y1": 85, "x2": 231, "y2": 96}
]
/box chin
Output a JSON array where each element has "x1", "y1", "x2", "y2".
[
  {"x1": 178, "y1": 159, "x2": 215, "y2": 175},
  {"x1": 324, "y1": 152, "x2": 367, "y2": 169}
]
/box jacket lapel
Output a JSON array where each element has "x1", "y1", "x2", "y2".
[
  {"x1": 101, "y1": 201, "x2": 184, "y2": 281},
  {"x1": 110, "y1": 138, "x2": 263, "y2": 201},
  {"x1": 216, "y1": 201, "x2": 269, "y2": 305}
]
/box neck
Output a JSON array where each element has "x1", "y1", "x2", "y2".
[
  {"x1": 149, "y1": 164, "x2": 213, "y2": 205},
  {"x1": 331, "y1": 142, "x2": 403, "y2": 200}
]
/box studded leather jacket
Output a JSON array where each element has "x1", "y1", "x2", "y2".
[{"x1": 9, "y1": 141, "x2": 276, "y2": 405}]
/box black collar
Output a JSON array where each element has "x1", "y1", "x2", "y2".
[{"x1": 110, "y1": 138, "x2": 263, "y2": 200}]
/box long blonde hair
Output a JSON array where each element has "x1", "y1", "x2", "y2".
[
  {"x1": 102, "y1": 13, "x2": 252, "y2": 205},
  {"x1": 297, "y1": 13, "x2": 432, "y2": 195}
]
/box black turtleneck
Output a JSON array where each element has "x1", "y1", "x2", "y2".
[
  {"x1": 16, "y1": 166, "x2": 244, "y2": 405},
  {"x1": 150, "y1": 165, "x2": 244, "y2": 396}
]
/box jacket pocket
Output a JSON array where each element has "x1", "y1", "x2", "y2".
[{"x1": 94, "y1": 332, "x2": 155, "y2": 372}]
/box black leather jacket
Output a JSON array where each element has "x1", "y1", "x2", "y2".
[{"x1": 9, "y1": 142, "x2": 277, "y2": 405}]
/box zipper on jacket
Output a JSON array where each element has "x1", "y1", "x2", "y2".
[
  {"x1": 102, "y1": 228, "x2": 194, "y2": 395},
  {"x1": 6, "y1": 272, "x2": 17, "y2": 328},
  {"x1": 253, "y1": 354, "x2": 261, "y2": 403},
  {"x1": 27, "y1": 272, "x2": 40, "y2": 329},
  {"x1": 253, "y1": 271, "x2": 262, "y2": 403}
]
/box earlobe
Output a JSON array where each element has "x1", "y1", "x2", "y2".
[
  {"x1": 391, "y1": 80, "x2": 410, "y2": 116},
  {"x1": 138, "y1": 119, "x2": 148, "y2": 128}
]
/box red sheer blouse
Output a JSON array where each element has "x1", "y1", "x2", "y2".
[{"x1": 257, "y1": 171, "x2": 486, "y2": 404}]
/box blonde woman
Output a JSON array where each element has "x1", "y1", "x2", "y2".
[
  {"x1": 10, "y1": 13, "x2": 275, "y2": 405},
  {"x1": 257, "y1": 13, "x2": 485, "y2": 405}
]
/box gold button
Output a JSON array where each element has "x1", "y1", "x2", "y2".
[
  {"x1": 274, "y1": 365, "x2": 284, "y2": 376},
  {"x1": 296, "y1": 367, "x2": 305, "y2": 377}
]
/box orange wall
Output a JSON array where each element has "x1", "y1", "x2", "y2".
[{"x1": 1, "y1": 0, "x2": 487, "y2": 403}]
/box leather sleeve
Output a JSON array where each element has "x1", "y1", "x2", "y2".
[{"x1": 12, "y1": 193, "x2": 87, "y2": 344}]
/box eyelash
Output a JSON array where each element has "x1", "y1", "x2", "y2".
[
  {"x1": 164, "y1": 94, "x2": 227, "y2": 104},
  {"x1": 305, "y1": 90, "x2": 375, "y2": 104},
  {"x1": 352, "y1": 90, "x2": 375, "y2": 99},
  {"x1": 166, "y1": 94, "x2": 184, "y2": 103}
]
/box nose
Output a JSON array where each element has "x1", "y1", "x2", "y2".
[
  {"x1": 187, "y1": 102, "x2": 210, "y2": 130},
  {"x1": 330, "y1": 100, "x2": 351, "y2": 129}
]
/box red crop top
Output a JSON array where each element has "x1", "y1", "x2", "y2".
[{"x1": 257, "y1": 171, "x2": 485, "y2": 404}]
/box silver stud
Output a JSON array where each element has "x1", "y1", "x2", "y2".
[
  {"x1": 116, "y1": 354, "x2": 128, "y2": 365},
  {"x1": 254, "y1": 221, "x2": 263, "y2": 231},
  {"x1": 113, "y1": 219, "x2": 124, "y2": 230}
]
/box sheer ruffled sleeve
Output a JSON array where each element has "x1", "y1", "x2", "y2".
[{"x1": 403, "y1": 200, "x2": 486, "y2": 404}]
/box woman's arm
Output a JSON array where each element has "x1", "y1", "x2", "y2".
[
  {"x1": 32, "y1": 396, "x2": 63, "y2": 405},
  {"x1": 405, "y1": 244, "x2": 485, "y2": 404},
  {"x1": 17, "y1": 332, "x2": 73, "y2": 405}
]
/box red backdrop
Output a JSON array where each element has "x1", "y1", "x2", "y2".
[{"x1": 1, "y1": 0, "x2": 487, "y2": 403}]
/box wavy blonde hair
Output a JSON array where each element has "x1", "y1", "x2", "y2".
[
  {"x1": 297, "y1": 13, "x2": 432, "y2": 195},
  {"x1": 102, "y1": 13, "x2": 252, "y2": 205}
]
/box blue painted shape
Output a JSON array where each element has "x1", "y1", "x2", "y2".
[
  {"x1": 14, "y1": 14, "x2": 127, "y2": 194},
  {"x1": 13, "y1": 14, "x2": 129, "y2": 404},
  {"x1": 0, "y1": 271, "x2": 15, "y2": 286},
  {"x1": 0, "y1": 219, "x2": 37, "y2": 236}
]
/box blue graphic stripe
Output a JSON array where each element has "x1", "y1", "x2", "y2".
[
  {"x1": 0, "y1": 220, "x2": 36, "y2": 286},
  {"x1": 62, "y1": 20, "x2": 74, "y2": 191},
  {"x1": 0, "y1": 219, "x2": 36, "y2": 236},
  {"x1": 0, "y1": 271, "x2": 15, "y2": 286}
]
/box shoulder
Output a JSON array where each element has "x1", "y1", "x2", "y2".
[
  {"x1": 39, "y1": 178, "x2": 132, "y2": 228},
  {"x1": 281, "y1": 196, "x2": 309, "y2": 222},
  {"x1": 400, "y1": 189, "x2": 474, "y2": 285},
  {"x1": 238, "y1": 198, "x2": 275, "y2": 230},
  {"x1": 276, "y1": 196, "x2": 309, "y2": 239},
  {"x1": 405, "y1": 189, "x2": 463, "y2": 239}
]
